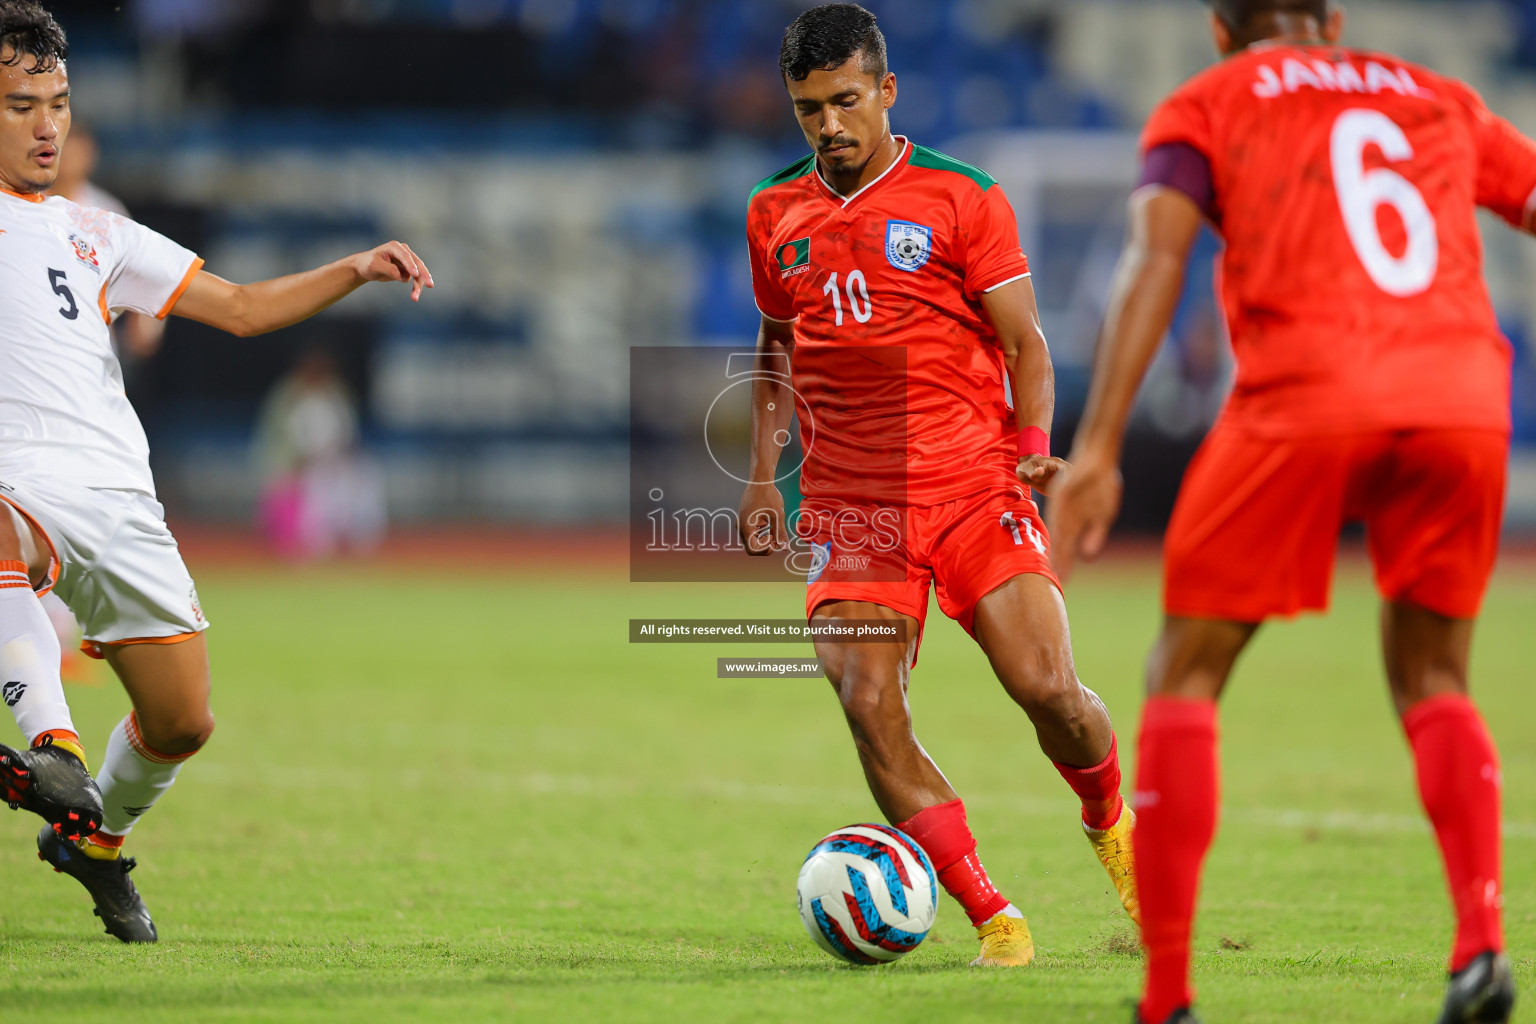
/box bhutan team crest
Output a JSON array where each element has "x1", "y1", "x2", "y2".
[
  {"x1": 885, "y1": 220, "x2": 932, "y2": 272},
  {"x1": 67, "y1": 234, "x2": 99, "y2": 272}
]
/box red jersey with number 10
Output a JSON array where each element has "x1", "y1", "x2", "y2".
[
  {"x1": 1143, "y1": 44, "x2": 1536, "y2": 434},
  {"x1": 748, "y1": 137, "x2": 1033, "y2": 507}
]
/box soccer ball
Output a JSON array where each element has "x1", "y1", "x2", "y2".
[{"x1": 796, "y1": 823, "x2": 938, "y2": 965}]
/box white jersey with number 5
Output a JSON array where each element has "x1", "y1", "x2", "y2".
[{"x1": 0, "y1": 188, "x2": 202, "y2": 495}]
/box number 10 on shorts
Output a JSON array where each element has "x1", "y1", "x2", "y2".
[{"x1": 1001, "y1": 512, "x2": 1045, "y2": 553}]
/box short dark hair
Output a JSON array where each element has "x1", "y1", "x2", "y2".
[
  {"x1": 780, "y1": 4, "x2": 888, "y2": 83},
  {"x1": 1207, "y1": 0, "x2": 1330, "y2": 31},
  {"x1": 0, "y1": 1, "x2": 67, "y2": 73}
]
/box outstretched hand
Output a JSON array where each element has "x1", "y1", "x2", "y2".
[
  {"x1": 354, "y1": 241, "x2": 435, "y2": 302},
  {"x1": 1016, "y1": 454, "x2": 1070, "y2": 496},
  {"x1": 1044, "y1": 454, "x2": 1123, "y2": 582}
]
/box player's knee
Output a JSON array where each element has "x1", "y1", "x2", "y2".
[
  {"x1": 1012, "y1": 656, "x2": 1085, "y2": 724},
  {"x1": 1145, "y1": 619, "x2": 1249, "y2": 699},
  {"x1": 1144, "y1": 642, "x2": 1218, "y2": 699},
  {"x1": 836, "y1": 672, "x2": 893, "y2": 725},
  {"x1": 818, "y1": 643, "x2": 850, "y2": 689},
  {"x1": 140, "y1": 708, "x2": 215, "y2": 756},
  {"x1": 831, "y1": 661, "x2": 905, "y2": 738},
  {"x1": 1387, "y1": 665, "x2": 1468, "y2": 715}
]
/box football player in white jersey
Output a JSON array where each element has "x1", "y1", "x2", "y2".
[{"x1": 0, "y1": 1, "x2": 433, "y2": 941}]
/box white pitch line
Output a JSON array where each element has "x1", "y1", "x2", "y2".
[
  {"x1": 186, "y1": 763, "x2": 1536, "y2": 839},
  {"x1": 1225, "y1": 805, "x2": 1536, "y2": 840}
]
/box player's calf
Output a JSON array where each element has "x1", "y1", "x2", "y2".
[
  {"x1": 1403, "y1": 694, "x2": 1506, "y2": 986},
  {"x1": 972, "y1": 575, "x2": 1116, "y2": 766},
  {"x1": 820, "y1": 638, "x2": 1033, "y2": 964},
  {"x1": 88, "y1": 711, "x2": 202, "y2": 860},
  {"x1": 974, "y1": 589, "x2": 1139, "y2": 924},
  {"x1": 820, "y1": 640, "x2": 949, "y2": 820},
  {"x1": 91, "y1": 636, "x2": 213, "y2": 862},
  {"x1": 1015, "y1": 669, "x2": 1106, "y2": 750}
]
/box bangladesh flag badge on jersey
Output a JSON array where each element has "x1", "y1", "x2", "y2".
[{"x1": 776, "y1": 237, "x2": 812, "y2": 278}]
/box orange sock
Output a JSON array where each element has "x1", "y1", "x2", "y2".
[{"x1": 33, "y1": 728, "x2": 87, "y2": 770}]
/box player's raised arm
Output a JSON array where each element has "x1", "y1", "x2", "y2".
[
  {"x1": 167, "y1": 241, "x2": 434, "y2": 337},
  {"x1": 738, "y1": 316, "x2": 795, "y2": 555},
  {"x1": 1047, "y1": 187, "x2": 1203, "y2": 580},
  {"x1": 980, "y1": 276, "x2": 1068, "y2": 496}
]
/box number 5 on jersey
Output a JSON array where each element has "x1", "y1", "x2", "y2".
[
  {"x1": 48, "y1": 268, "x2": 78, "y2": 321},
  {"x1": 823, "y1": 270, "x2": 873, "y2": 327}
]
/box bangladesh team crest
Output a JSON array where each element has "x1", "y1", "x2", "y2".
[
  {"x1": 885, "y1": 220, "x2": 932, "y2": 272},
  {"x1": 806, "y1": 541, "x2": 832, "y2": 584}
]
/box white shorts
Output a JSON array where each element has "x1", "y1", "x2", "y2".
[{"x1": 0, "y1": 477, "x2": 208, "y2": 657}]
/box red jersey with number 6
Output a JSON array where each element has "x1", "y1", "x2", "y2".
[
  {"x1": 1143, "y1": 44, "x2": 1536, "y2": 434},
  {"x1": 747, "y1": 137, "x2": 1033, "y2": 506}
]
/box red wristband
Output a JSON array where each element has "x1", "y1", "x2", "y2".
[{"x1": 1016, "y1": 426, "x2": 1049, "y2": 459}]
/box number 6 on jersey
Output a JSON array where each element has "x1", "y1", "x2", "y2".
[{"x1": 1331, "y1": 108, "x2": 1439, "y2": 296}]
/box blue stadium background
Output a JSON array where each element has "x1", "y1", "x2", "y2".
[{"x1": 40, "y1": 0, "x2": 1536, "y2": 531}]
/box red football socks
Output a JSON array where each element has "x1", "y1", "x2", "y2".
[
  {"x1": 1054, "y1": 732, "x2": 1126, "y2": 830},
  {"x1": 897, "y1": 798, "x2": 1011, "y2": 926},
  {"x1": 1403, "y1": 693, "x2": 1504, "y2": 972},
  {"x1": 1135, "y1": 697, "x2": 1219, "y2": 1024}
]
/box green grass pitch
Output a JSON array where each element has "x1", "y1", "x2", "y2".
[{"x1": 0, "y1": 555, "x2": 1531, "y2": 1022}]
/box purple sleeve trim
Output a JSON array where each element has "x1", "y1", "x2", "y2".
[{"x1": 1138, "y1": 142, "x2": 1215, "y2": 219}]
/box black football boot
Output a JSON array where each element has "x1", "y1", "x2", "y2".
[
  {"x1": 1133, "y1": 1008, "x2": 1202, "y2": 1024},
  {"x1": 1436, "y1": 951, "x2": 1515, "y2": 1024},
  {"x1": 0, "y1": 738, "x2": 103, "y2": 840},
  {"x1": 37, "y1": 825, "x2": 158, "y2": 943}
]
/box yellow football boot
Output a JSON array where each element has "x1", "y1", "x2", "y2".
[
  {"x1": 1085, "y1": 804, "x2": 1140, "y2": 927},
  {"x1": 969, "y1": 911, "x2": 1035, "y2": 967}
]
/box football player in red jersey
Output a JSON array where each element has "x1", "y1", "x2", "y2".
[
  {"x1": 739, "y1": 4, "x2": 1139, "y2": 966},
  {"x1": 1049, "y1": 1, "x2": 1534, "y2": 1020}
]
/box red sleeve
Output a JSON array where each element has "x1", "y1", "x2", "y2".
[
  {"x1": 1453, "y1": 82, "x2": 1536, "y2": 229},
  {"x1": 746, "y1": 199, "x2": 797, "y2": 322},
  {"x1": 1141, "y1": 85, "x2": 1215, "y2": 161},
  {"x1": 962, "y1": 184, "x2": 1031, "y2": 299}
]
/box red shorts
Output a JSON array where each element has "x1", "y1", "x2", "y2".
[
  {"x1": 804, "y1": 486, "x2": 1061, "y2": 653},
  {"x1": 1164, "y1": 426, "x2": 1508, "y2": 621}
]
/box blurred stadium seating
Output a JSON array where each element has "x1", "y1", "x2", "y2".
[{"x1": 43, "y1": 0, "x2": 1536, "y2": 528}]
